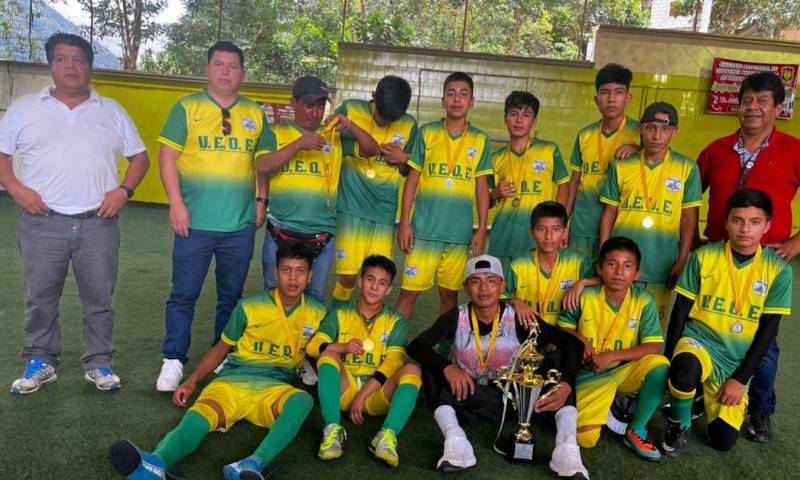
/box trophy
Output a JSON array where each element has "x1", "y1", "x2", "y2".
[{"x1": 493, "y1": 319, "x2": 561, "y2": 464}]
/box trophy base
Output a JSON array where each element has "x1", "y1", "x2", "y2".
[{"x1": 506, "y1": 440, "x2": 537, "y2": 464}]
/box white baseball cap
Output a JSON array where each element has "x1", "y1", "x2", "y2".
[{"x1": 463, "y1": 255, "x2": 504, "y2": 281}]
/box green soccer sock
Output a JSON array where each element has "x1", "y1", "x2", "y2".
[
  {"x1": 669, "y1": 396, "x2": 694, "y2": 428},
  {"x1": 628, "y1": 364, "x2": 668, "y2": 437},
  {"x1": 154, "y1": 411, "x2": 212, "y2": 469},
  {"x1": 253, "y1": 392, "x2": 314, "y2": 466},
  {"x1": 381, "y1": 382, "x2": 420, "y2": 434},
  {"x1": 318, "y1": 362, "x2": 342, "y2": 425}
]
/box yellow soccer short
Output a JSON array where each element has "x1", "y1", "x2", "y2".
[
  {"x1": 634, "y1": 280, "x2": 674, "y2": 331},
  {"x1": 576, "y1": 353, "x2": 670, "y2": 447},
  {"x1": 338, "y1": 368, "x2": 392, "y2": 416},
  {"x1": 335, "y1": 213, "x2": 395, "y2": 275},
  {"x1": 189, "y1": 379, "x2": 301, "y2": 431},
  {"x1": 673, "y1": 337, "x2": 748, "y2": 430},
  {"x1": 400, "y1": 238, "x2": 468, "y2": 292}
]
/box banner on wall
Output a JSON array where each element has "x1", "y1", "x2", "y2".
[{"x1": 709, "y1": 58, "x2": 797, "y2": 119}]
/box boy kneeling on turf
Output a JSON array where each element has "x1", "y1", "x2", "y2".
[
  {"x1": 558, "y1": 236, "x2": 669, "y2": 461},
  {"x1": 307, "y1": 255, "x2": 421, "y2": 467},
  {"x1": 407, "y1": 255, "x2": 587, "y2": 478},
  {"x1": 109, "y1": 243, "x2": 326, "y2": 480},
  {"x1": 661, "y1": 189, "x2": 792, "y2": 456}
]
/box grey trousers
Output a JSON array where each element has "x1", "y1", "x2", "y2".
[{"x1": 17, "y1": 211, "x2": 120, "y2": 370}]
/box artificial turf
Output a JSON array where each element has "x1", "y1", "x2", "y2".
[{"x1": 0, "y1": 195, "x2": 797, "y2": 479}]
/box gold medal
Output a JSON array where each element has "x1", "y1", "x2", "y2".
[
  {"x1": 365, "y1": 168, "x2": 376, "y2": 179},
  {"x1": 512, "y1": 197, "x2": 521, "y2": 208},
  {"x1": 642, "y1": 215, "x2": 654, "y2": 229},
  {"x1": 362, "y1": 338, "x2": 374, "y2": 352}
]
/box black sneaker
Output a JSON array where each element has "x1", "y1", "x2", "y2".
[
  {"x1": 745, "y1": 413, "x2": 773, "y2": 443},
  {"x1": 661, "y1": 418, "x2": 689, "y2": 458},
  {"x1": 691, "y1": 395, "x2": 705, "y2": 421}
]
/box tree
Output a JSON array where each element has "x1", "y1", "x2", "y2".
[
  {"x1": 77, "y1": 0, "x2": 166, "y2": 70},
  {"x1": 676, "y1": 0, "x2": 800, "y2": 38}
]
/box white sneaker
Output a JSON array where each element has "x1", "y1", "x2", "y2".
[
  {"x1": 156, "y1": 358, "x2": 183, "y2": 392},
  {"x1": 550, "y1": 443, "x2": 589, "y2": 479},
  {"x1": 436, "y1": 435, "x2": 476, "y2": 472},
  {"x1": 214, "y1": 356, "x2": 228, "y2": 374},
  {"x1": 301, "y1": 358, "x2": 317, "y2": 386}
]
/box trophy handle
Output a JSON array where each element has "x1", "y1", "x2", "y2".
[{"x1": 536, "y1": 369, "x2": 563, "y2": 402}]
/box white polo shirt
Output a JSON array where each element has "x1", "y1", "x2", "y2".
[{"x1": 0, "y1": 87, "x2": 146, "y2": 214}]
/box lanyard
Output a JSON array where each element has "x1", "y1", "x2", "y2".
[
  {"x1": 272, "y1": 288, "x2": 306, "y2": 361},
  {"x1": 470, "y1": 305, "x2": 501, "y2": 374},
  {"x1": 724, "y1": 242, "x2": 762, "y2": 316},
  {"x1": 596, "y1": 122, "x2": 623, "y2": 173},
  {"x1": 638, "y1": 150, "x2": 672, "y2": 213},
  {"x1": 736, "y1": 133, "x2": 770, "y2": 189},
  {"x1": 366, "y1": 104, "x2": 391, "y2": 170},
  {"x1": 444, "y1": 121, "x2": 469, "y2": 177},
  {"x1": 318, "y1": 117, "x2": 339, "y2": 198},
  {"x1": 596, "y1": 286, "x2": 633, "y2": 353},
  {"x1": 535, "y1": 249, "x2": 560, "y2": 314}
]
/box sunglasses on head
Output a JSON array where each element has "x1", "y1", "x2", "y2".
[{"x1": 221, "y1": 108, "x2": 231, "y2": 136}]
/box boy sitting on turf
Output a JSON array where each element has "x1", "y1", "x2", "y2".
[
  {"x1": 306, "y1": 255, "x2": 422, "y2": 467},
  {"x1": 108, "y1": 243, "x2": 326, "y2": 480},
  {"x1": 505, "y1": 201, "x2": 598, "y2": 328},
  {"x1": 661, "y1": 189, "x2": 792, "y2": 456},
  {"x1": 558, "y1": 236, "x2": 669, "y2": 461},
  {"x1": 407, "y1": 255, "x2": 587, "y2": 478}
]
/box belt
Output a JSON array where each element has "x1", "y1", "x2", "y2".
[{"x1": 47, "y1": 209, "x2": 100, "y2": 219}]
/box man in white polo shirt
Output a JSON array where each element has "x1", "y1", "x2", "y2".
[{"x1": 0, "y1": 33, "x2": 149, "y2": 395}]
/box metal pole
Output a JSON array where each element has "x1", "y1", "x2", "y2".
[{"x1": 217, "y1": 0, "x2": 223, "y2": 40}]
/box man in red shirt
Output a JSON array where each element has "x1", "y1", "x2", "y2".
[{"x1": 697, "y1": 71, "x2": 800, "y2": 444}]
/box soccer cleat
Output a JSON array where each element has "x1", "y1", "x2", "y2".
[
  {"x1": 369, "y1": 428, "x2": 399, "y2": 467},
  {"x1": 301, "y1": 358, "x2": 318, "y2": 386},
  {"x1": 223, "y1": 455, "x2": 265, "y2": 480},
  {"x1": 85, "y1": 367, "x2": 122, "y2": 390},
  {"x1": 109, "y1": 439, "x2": 166, "y2": 479},
  {"x1": 10, "y1": 358, "x2": 57, "y2": 395},
  {"x1": 436, "y1": 435, "x2": 476, "y2": 472},
  {"x1": 744, "y1": 413, "x2": 773, "y2": 443},
  {"x1": 318, "y1": 423, "x2": 346, "y2": 460},
  {"x1": 549, "y1": 443, "x2": 589, "y2": 479},
  {"x1": 661, "y1": 418, "x2": 689, "y2": 458},
  {"x1": 156, "y1": 358, "x2": 183, "y2": 392},
  {"x1": 623, "y1": 428, "x2": 662, "y2": 462}
]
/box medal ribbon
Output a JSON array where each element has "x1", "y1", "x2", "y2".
[
  {"x1": 596, "y1": 122, "x2": 623, "y2": 173},
  {"x1": 638, "y1": 149, "x2": 672, "y2": 214},
  {"x1": 272, "y1": 288, "x2": 306, "y2": 362},
  {"x1": 470, "y1": 305, "x2": 501, "y2": 374},
  {"x1": 318, "y1": 117, "x2": 339, "y2": 200},
  {"x1": 366, "y1": 104, "x2": 391, "y2": 172},
  {"x1": 444, "y1": 121, "x2": 469, "y2": 178},
  {"x1": 535, "y1": 249, "x2": 561, "y2": 314},
  {"x1": 505, "y1": 137, "x2": 531, "y2": 204},
  {"x1": 597, "y1": 286, "x2": 633, "y2": 353},
  {"x1": 724, "y1": 241, "x2": 763, "y2": 316}
]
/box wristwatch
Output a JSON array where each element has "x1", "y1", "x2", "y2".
[
  {"x1": 119, "y1": 185, "x2": 134, "y2": 198},
  {"x1": 256, "y1": 196, "x2": 269, "y2": 206}
]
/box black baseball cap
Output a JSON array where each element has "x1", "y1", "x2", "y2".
[
  {"x1": 640, "y1": 101, "x2": 678, "y2": 127},
  {"x1": 292, "y1": 76, "x2": 330, "y2": 103}
]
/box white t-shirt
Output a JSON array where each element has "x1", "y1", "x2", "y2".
[{"x1": 0, "y1": 87, "x2": 146, "y2": 214}]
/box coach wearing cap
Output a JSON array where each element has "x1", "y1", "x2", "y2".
[
  {"x1": 696, "y1": 71, "x2": 800, "y2": 444},
  {"x1": 255, "y1": 76, "x2": 379, "y2": 302}
]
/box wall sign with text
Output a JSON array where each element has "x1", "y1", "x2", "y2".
[{"x1": 709, "y1": 58, "x2": 797, "y2": 119}]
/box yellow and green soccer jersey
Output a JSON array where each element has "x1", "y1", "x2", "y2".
[
  {"x1": 559, "y1": 285, "x2": 663, "y2": 372},
  {"x1": 335, "y1": 99, "x2": 418, "y2": 225},
  {"x1": 600, "y1": 149, "x2": 702, "y2": 283},
  {"x1": 408, "y1": 120, "x2": 493, "y2": 245},
  {"x1": 569, "y1": 117, "x2": 640, "y2": 239},
  {"x1": 675, "y1": 241, "x2": 793, "y2": 384},
  {"x1": 503, "y1": 247, "x2": 595, "y2": 326},
  {"x1": 307, "y1": 301, "x2": 408, "y2": 380},
  {"x1": 219, "y1": 289, "x2": 327, "y2": 387},
  {"x1": 488, "y1": 138, "x2": 570, "y2": 258},
  {"x1": 158, "y1": 90, "x2": 267, "y2": 232},
  {"x1": 255, "y1": 120, "x2": 355, "y2": 233}
]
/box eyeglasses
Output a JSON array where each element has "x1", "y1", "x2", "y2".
[{"x1": 221, "y1": 108, "x2": 231, "y2": 136}]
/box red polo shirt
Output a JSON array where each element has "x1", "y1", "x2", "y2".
[{"x1": 698, "y1": 128, "x2": 800, "y2": 244}]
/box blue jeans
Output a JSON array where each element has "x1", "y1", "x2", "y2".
[
  {"x1": 261, "y1": 225, "x2": 335, "y2": 303},
  {"x1": 162, "y1": 225, "x2": 255, "y2": 363},
  {"x1": 748, "y1": 338, "x2": 779, "y2": 416}
]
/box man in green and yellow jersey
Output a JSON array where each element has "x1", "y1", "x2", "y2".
[
  {"x1": 395, "y1": 72, "x2": 493, "y2": 320},
  {"x1": 308, "y1": 255, "x2": 421, "y2": 467},
  {"x1": 156, "y1": 41, "x2": 270, "y2": 392},
  {"x1": 489, "y1": 91, "x2": 570, "y2": 267},
  {"x1": 565, "y1": 64, "x2": 640, "y2": 258},
  {"x1": 255, "y1": 76, "x2": 379, "y2": 303},
  {"x1": 109, "y1": 243, "x2": 327, "y2": 480},
  {"x1": 331, "y1": 76, "x2": 418, "y2": 307},
  {"x1": 599, "y1": 102, "x2": 701, "y2": 327},
  {"x1": 661, "y1": 189, "x2": 792, "y2": 456}
]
